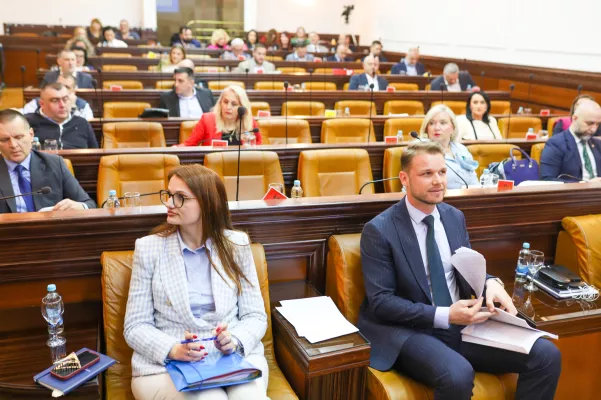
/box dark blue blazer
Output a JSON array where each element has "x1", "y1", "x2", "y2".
[
  {"x1": 41, "y1": 70, "x2": 94, "y2": 89},
  {"x1": 430, "y1": 71, "x2": 476, "y2": 91},
  {"x1": 391, "y1": 61, "x2": 426, "y2": 75},
  {"x1": 348, "y1": 74, "x2": 389, "y2": 91},
  {"x1": 540, "y1": 129, "x2": 601, "y2": 181},
  {"x1": 358, "y1": 198, "x2": 490, "y2": 371},
  {"x1": 326, "y1": 54, "x2": 354, "y2": 62}
]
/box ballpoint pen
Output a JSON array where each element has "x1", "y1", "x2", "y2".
[{"x1": 180, "y1": 336, "x2": 217, "y2": 344}]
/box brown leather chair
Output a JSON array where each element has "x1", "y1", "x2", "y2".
[
  {"x1": 467, "y1": 144, "x2": 520, "y2": 176},
  {"x1": 203, "y1": 151, "x2": 284, "y2": 200},
  {"x1": 326, "y1": 233, "x2": 517, "y2": 400},
  {"x1": 303, "y1": 82, "x2": 337, "y2": 91},
  {"x1": 334, "y1": 101, "x2": 377, "y2": 116},
  {"x1": 313, "y1": 68, "x2": 333, "y2": 75},
  {"x1": 387, "y1": 83, "x2": 419, "y2": 91},
  {"x1": 194, "y1": 66, "x2": 226, "y2": 73},
  {"x1": 12, "y1": 32, "x2": 39, "y2": 37},
  {"x1": 102, "y1": 81, "x2": 144, "y2": 90},
  {"x1": 530, "y1": 143, "x2": 545, "y2": 165},
  {"x1": 497, "y1": 117, "x2": 543, "y2": 139},
  {"x1": 100, "y1": 243, "x2": 298, "y2": 400},
  {"x1": 383, "y1": 118, "x2": 424, "y2": 138},
  {"x1": 383, "y1": 147, "x2": 405, "y2": 193},
  {"x1": 321, "y1": 118, "x2": 376, "y2": 144},
  {"x1": 187, "y1": 54, "x2": 212, "y2": 61},
  {"x1": 490, "y1": 101, "x2": 511, "y2": 115},
  {"x1": 383, "y1": 101, "x2": 425, "y2": 116},
  {"x1": 430, "y1": 101, "x2": 466, "y2": 115},
  {"x1": 265, "y1": 55, "x2": 283, "y2": 61},
  {"x1": 103, "y1": 102, "x2": 152, "y2": 118},
  {"x1": 277, "y1": 67, "x2": 306, "y2": 73},
  {"x1": 179, "y1": 121, "x2": 198, "y2": 144},
  {"x1": 97, "y1": 154, "x2": 180, "y2": 206},
  {"x1": 282, "y1": 101, "x2": 326, "y2": 117},
  {"x1": 251, "y1": 101, "x2": 271, "y2": 116},
  {"x1": 155, "y1": 80, "x2": 175, "y2": 89},
  {"x1": 257, "y1": 119, "x2": 312, "y2": 144},
  {"x1": 254, "y1": 81, "x2": 285, "y2": 90},
  {"x1": 63, "y1": 158, "x2": 75, "y2": 176},
  {"x1": 208, "y1": 81, "x2": 245, "y2": 90},
  {"x1": 102, "y1": 122, "x2": 166, "y2": 149},
  {"x1": 343, "y1": 83, "x2": 350, "y2": 90},
  {"x1": 547, "y1": 117, "x2": 564, "y2": 136},
  {"x1": 101, "y1": 53, "x2": 132, "y2": 57},
  {"x1": 298, "y1": 149, "x2": 374, "y2": 196},
  {"x1": 102, "y1": 65, "x2": 138, "y2": 72}
]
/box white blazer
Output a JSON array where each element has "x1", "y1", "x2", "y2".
[{"x1": 124, "y1": 230, "x2": 269, "y2": 385}]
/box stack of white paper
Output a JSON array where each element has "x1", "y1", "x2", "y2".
[
  {"x1": 451, "y1": 247, "x2": 487, "y2": 297},
  {"x1": 276, "y1": 296, "x2": 358, "y2": 343}
]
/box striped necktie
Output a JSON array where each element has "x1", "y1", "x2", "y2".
[{"x1": 582, "y1": 140, "x2": 595, "y2": 179}]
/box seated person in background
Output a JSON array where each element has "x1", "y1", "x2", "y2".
[
  {"x1": 245, "y1": 29, "x2": 258, "y2": 51},
  {"x1": 327, "y1": 44, "x2": 353, "y2": 62},
  {"x1": 207, "y1": 29, "x2": 231, "y2": 50},
  {"x1": 116, "y1": 19, "x2": 140, "y2": 40},
  {"x1": 430, "y1": 63, "x2": 476, "y2": 92},
  {"x1": 260, "y1": 29, "x2": 278, "y2": 51},
  {"x1": 0, "y1": 109, "x2": 96, "y2": 212},
  {"x1": 177, "y1": 59, "x2": 209, "y2": 89},
  {"x1": 456, "y1": 91, "x2": 502, "y2": 141},
  {"x1": 72, "y1": 26, "x2": 87, "y2": 38},
  {"x1": 98, "y1": 26, "x2": 128, "y2": 48},
  {"x1": 71, "y1": 46, "x2": 94, "y2": 72},
  {"x1": 552, "y1": 94, "x2": 601, "y2": 136},
  {"x1": 278, "y1": 32, "x2": 292, "y2": 52},
  {"x1": 391, "y1": 47, "x2": 426, "y2": 76},
  {"x1": 25, "y1": 83, "x2": 98, "y2": 150},
  {"x1": 124, "y1": 164, "x2": 268, "y2": 399},
  {"x1": 66, "y1": 35, "x2": 96, "y2": 57},
  {"x1": 87, "y1": 18, "x2": 103, "y2": 42},
  {"x1": 359, "y1": 139, "x2": 561, "y2": 400},
  {"x1": 349, "y1": 55, "x2": 389, "y2": 91},
  {"x1": 541, "y1": 99, "x2": 601, "y2": 182},
  {"x1": 363, "y1": 40, "x2": 388, "y2": 63},
  {"x1": 221, "y1": 38, "x2": 250, "y2": 61},
  {"x1": 160, "y1": 45, "x2": 187, "y2": 73},
  {"x1": 420, "y1": 104, "x2": 479, "y2": 188},
  {"x1": 291, "y1": 26, "x2": 308, "y2": 46},
  {"x1": 159, "y1": 68, "x2": 215, "y2": 118},
  {"x1": 179, "y1": 85, "x2": 262, "y2": 147},
  {"x1": 306, "y1": 32, "x2": 328, "y2": 53},
  {"x1": 233, "y1": 44, "x2": 275, "y2": 73},
  {"x1": 285, "y1": 42, "x2": 315, "y2": 62},
  {"x1": 338, "y1": 34, "x2": 356, "y2": 52},
  {"x1": 42, "y1": 49, "x2": 94, "y2": 89},
  {"x1": 172, "y1": 26, "x2": 201, "y2": 48},
  {"x1": 24, "y1": 74, "x2": 93, "y2": 120}
]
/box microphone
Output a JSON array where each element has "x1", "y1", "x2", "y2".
[
  {"x1": 480, "y1": 71, "x2": 485, "y2": 91},
  {"x1": 307, "y1": 68, "x2": 313, "y2": 116},
  {"x1": 92, "y1": 78, "x2": 102, "y2": 127},
  {"x1": 578, "y1": 84, "x2": 583, "y2": 95},
  {"x1": 359, "y1": 177, "x2": 399, "y2": 194},
  {"x1": 367, "y1": 83, "x2": 375, "y2": 143},
  {"x1": 409, "y1": 132, "x2": 470, "y2": 188},
  {"x1": 96, "y1": 67, "x2": 105, "y2": 119},
  {"x1": 0, "y1": 186, "x2": 52, "y2": 201},
  {"x1": 507, "y1": 83, "x2": 515, "y2": 139},
  {"x1": 527, "y1": 73, "x2": 534, "y2": 104},
  {"x1": 20, "y1": 65, "x2": 26, "y2": 108},
  {"x1": 283, "y1": 81, "x2": 289, "y2": 144},
  {"x1": 245, "y1": 68, "x2": 249, "y2": 91},
  {"x1": 235, "y1": 106, "x2": 247, "y2": 201},
  {"x1": 440, "y1": 81, "x2": 446, "y2": 104},
  {"x1": 100, "y1": 190, "x2": 160, "y2": 208},
  {"x1": 35, "y1": 48, "x2": 41, "y2": 73}
]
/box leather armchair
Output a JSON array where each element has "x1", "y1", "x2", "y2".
[
  {"x1": 334, "y1": 100, "x2": 377, "y2": 116},
  {"x1": 326, "y1": 233, "x2": 518, "y2": 400},
  {"x1": 155, "y1": 80, "x2": 175, "y2": 89},
  {"x1": 203, "y1": 151, "x2": 284, "y2": 200},
  {"x1": 497, "y1": 117, "x2": 543, "y2": 139},
  {"x1": 546, "y1": 117, "x2": 562, "y2": 135},
  {"x1": 101, "y1": 53, "x2": 132, "y2": 57},
  {"x1": 277, "y1": 67, "x2": 306, "y2": 73},
  {"x1": 100, "y1": 243, "x2": 298, "y2": 400},
  {"x1": 251, "y1": 101, "x2": 271, "y2": 116},
  {"x1": 298, "y1": 149, "x2": 374, "y2": 196},
  {"x1": 387, "y1": 83, "x2": 419, "y2": 91},
  {"x1": 383, "y1": 147, "x2": 405, "y2": 192},
  {"x1": 383, "y1": 101, "x2": 424, "y2": 116},
  {"x1": 102, "y1": 81, "x2": 144, "y2": 90},
  {"x1": 431, "y1": 101, "x2": 466, "y2": 116},
  {"x1": 302, "y1": 82, "x2": 337, "y2": 91},
  {"x1": 103, "y1": 102, "x2": 152, "y2": 118},
  {"x1": 194, "y1": 66, "x2": 226, "y2": 73},
  {"x1": 282, "y1": 101, "x2": 326, "y2": 117},
  {"x1": 97, "y1": 154, "x2": 180, "y2": 206},
  {"x1": 530, "y1": 143, "x2": 545, "y2": 165},
  {"x1": 467, "y1": 144, "x2": 520, "y2": 177},
  {"x1": 313, "y1": 68, "x2": 333, "y2": 75},
  {"x1": 490, "y1": 101, "x2": 511, "y2": 115},
  {"x1": 383, "y1": 117, "x2": 424, "y2": 138},
  {"x1": 321, "y1": 118, "x2": 376, "y2": 144},
  {"x1": 62, "y1": 158, "x2": 75, "y2": 177},
  {"x1": 179, "y1": 121, "x2": 198, "y2": 144},
  {"x1": 102, "y1": 65, "x2": 138, "y2": 72},
  {"x1": 555, "y1": 215, "x2": 601, "y2": 287},
  {"x1": 254, "y1": 81, "x2": 285, "y2": 90},
  {"x1": 102, "y1": 122, "x2": 166, "y2": 149},
  {"x1": 257, "y1": 119, "x2": 312, "y2": 144},
  {"x1": 208, "y1": 81, "x2": 245, "y2": 90}
]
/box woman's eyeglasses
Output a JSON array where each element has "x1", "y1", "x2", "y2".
[{"x1": 159, "y1": 190, "x2": 196, "y2": 208}]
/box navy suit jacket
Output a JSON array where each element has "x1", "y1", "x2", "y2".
[
  {"x1": 358, "y1": 198, "x2": 491, "y2": 371},
  {"x1": 41, "y1": 70, "x2": 94, "y2": 89},
  {"x1": 540, "y1": 129, "x2": 601, "y2": 181},
  {"x1": 391, "y1": 61, "x2": 426, "y2": 76},
  {"x1": 430, "y1": 72, "x2": 476, "y2": 91},
  {"x1": 348, "y1": 74, "x2": 389, "y2": 91}
]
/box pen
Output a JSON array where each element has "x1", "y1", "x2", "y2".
[{"x1": 180, "y1": 337, "x2": 217, "y2": 344}]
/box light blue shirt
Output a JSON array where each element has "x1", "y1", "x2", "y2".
[
  {"x1": 178, "y1": 89, "x2": 204, "y2": 119},
  {"x1": 3, "y1": 153, "x2": 32, "y2": 213},
  {"x1": 285, "y1": 52, "x2": 315, "y2": 62},
  {"x1": 445, "y1": 142, "x2": 480, "y2": 189},
  {"x1": 177, "y1": 231, "x2": 215, "y2": 318},
  {"x1": 405, "y1": 61, "x2": 418, "y2": 76}
]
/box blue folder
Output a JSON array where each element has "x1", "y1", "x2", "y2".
[{"x1": 166, "y1": 352, "x2": 262, "y2": 392}]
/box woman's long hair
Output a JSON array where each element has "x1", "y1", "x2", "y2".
[
  {"x1": 151, "y1": 165, "x2": 250, "y2": 294},
  {"x1": 465, "y1": 91, "x2": 491, "y2": 124},
  {"x1": 212, "y1": 85, "x2": 253, "y2": 133},
  {"x1": 169, "y1": 44, "x2": 187, "y2": 64}
]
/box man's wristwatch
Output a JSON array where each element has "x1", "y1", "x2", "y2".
[
  {"x1": 231, "y1": 335, "x2": 244, "y2": 356},
  {"x1": 487, "y1": 277, "x2": 504, "y2": 288}
]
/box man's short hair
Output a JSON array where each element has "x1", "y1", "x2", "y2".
[
  {"x1": 401, "y1": 142, "x2": 445, "y2": 172},
  {"x1": 0, "y1": 109, "x2": 30, "y2": 128},
  {"x1": 294, "y1": 42, "x2": 307, "y2": 49},
  {"x1": 179, "y1": 26, "x2": 191, "y2": 34},
  {"x1": 443, "y1": 63, "x2": 459, "y2": 75},
  {"x1": 254, "y1": 43, "x2": 266, "y2": 51},
  {"x1": 58, "y1": 73, "x2": 76, "y2": 86},
  {"x1": 372, "y1": 40, "x2": 382, "y2": 46},
  {"x1": 102, "y1": 26, "x2": 115, "y2": 34},
  {"x1": 41, "y1": 82, "x2": 66, "y2": 92},
  {"x1": 174, "y1": 67, "x2": 194, "y2": 79},
  {"x1": 57, "y1": 49, "x2": 74, "y2": 59}
]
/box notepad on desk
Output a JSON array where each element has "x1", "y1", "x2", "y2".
[{"x1": 276, "y1": 296, "x2": 358, "y2": 343}]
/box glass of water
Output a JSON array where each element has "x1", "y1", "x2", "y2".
[
  {"x1": 124, "y1": 192, "x2": 141, "y2": 209},
  {"x1": 44, "y1": 139, "x2": 58, "y2": 152},
  {"x1": 41, "y1": 296, "x2": 66, "y2": 360},
  {"x1": 525, "y1": 250, "x2": 545, "y2": 292}
]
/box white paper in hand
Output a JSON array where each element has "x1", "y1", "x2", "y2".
[{"x1": 451, "y1": 247, "x2": 487, "y2": 297}]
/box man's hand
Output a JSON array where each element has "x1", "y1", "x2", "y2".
[
  {"x1": 485, "y1": 279, "x2": 518, "y2": 315},
  {"x1": 52, "y1": 199, "x2": 86, "y2": 211},
  {"x1": 588, "y1": 177, "x2": 601, "y2": 183},
  {"x1": 449, "y1": 297, "x2": 493, "y2": 325}
]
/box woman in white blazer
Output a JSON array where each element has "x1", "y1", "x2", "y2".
[
  {"x1": 124, "y1": 164, "x2": 268, "y2": 400},
  {"x1": 456, "y1": 91, "x2": 503, "y2": 141}
]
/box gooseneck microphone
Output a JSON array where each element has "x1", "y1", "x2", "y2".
[
  {"x1": 577, "y1": 84, "x2": 583, "y2": 95},
  {"x1": 20, "y1": 65, "x2": 26, "y2": 108},
  {"x1": 100, "y1": 190, "x2": 160, "y2": 208},
  {"x1": 527, "y1": 73, "x2": 534, "y2": 104},
  {"x1": 507, "y1": 83, "x2": 515, "y2": 140},
  {"x1": 367, "y1": 83, "x2": 375, "y2": 143},
  {"x1": 0, "y1": 186, "x2": 52, "y2": 201},
  {"x1": 35, "y1": 48, "x2": 41, "y2": 73},
  {"x1": 245, "y1": 68, "x2": 249, "y2": 91},
  {"x1": 283, "y1": 81, "x2": 289, "y2": 144},
  {"x1": 308, "y1": 68, "x2": 313, "y2": 116},
  {"x1": 440, "y1": 81, "x2": 446, "y2": 105},
  {"x1": 235, "y1": 106, "x2": 247, "y2": 201},
  {"x1": 480, "y1": 71, "x2": 485, "y2": 91},
  {"x1": 359, "y1": 177, "x2": 399, "y2": 194}
]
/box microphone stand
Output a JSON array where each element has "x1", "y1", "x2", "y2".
[
  {"x1": 367, "y1": 83, "x2": 374, "y2": 143},
  {"x1": 235, "y1": 107, "x2": 246, "y2": 201},
  {"x1": 35, "y1": 49, "x2": 41, "y2": 73},
  {"x1": 440, "y1": 82, "x2": 445, "y2": 105},
  {"x1": 245, "y1": 68, "x2": 249, "y2": 91},
  {"x1": 578, "y1": 84, "x2": 583, "y2": 95},
  {"x1": 480, "y1": 71, "x2": 485, "y2": 91},
  {"x1": 308, "y1": 68, "x2": 313, "y2": 116},
  {"x1": 100, "y1": 191, "x2": 160, "y2": 208},
  {"x1": 20, "y1": 66, "x2": 26, "y2": 108},
  {"x1": 507, "y1": 83, "x2": 515, "y2": 141},
  {"x1": 527, "y1": 73, "x2": 534, "y2": 105},
  {"x1": 283, "y1": 81, "x2": 289, "y2": 144},
  {"x1": 359, "y1": 177, "x2": 399, "y2": 194}
]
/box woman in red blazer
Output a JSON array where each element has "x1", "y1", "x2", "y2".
[{"x1": 182, "y1": 85, "x2": 262, "y2": 146}]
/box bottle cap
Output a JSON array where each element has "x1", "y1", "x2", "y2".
[
  {"x1": 47, "y1": 284, "x2": 56, "y2": 292},
  {"x1": 528, "y1": 128, "x2": 534, "y2": 132},
  {"x1": 483, "y1": 169, "x2": 490, "y2": 174},
  {"x1": 294, "y1": 180, "x2": 301, "y2": 186},
  {"x1": 109, "y1": 190, "x2": 117, "y2": 196},
  {"x1": 523, "y1": 242, "x2": 530, "y2": 249},
  {"x1": 33, "y1": 137, "x2": 40, "y2": 142}
]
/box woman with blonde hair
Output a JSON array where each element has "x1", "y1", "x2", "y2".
[
  {"x1": 124, "y1": 164, "x2": 269, "y2": 399},
  {"x1": 161, "y1": 45, "x2": 187, "y2": 73},
  {"x1": 182, "y1": 85, "x2": 262, "y2": 146},
  {"x1": 87, "y1": 18, "x2": 103, "y2": 41},
  {"x1": 419, "y1": 104, "x2": 479, "y2": 188},
  {"x1": 207, "y1": 29, "x2": 231, "y2": 50}
]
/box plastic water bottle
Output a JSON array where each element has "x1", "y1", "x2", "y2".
[
  {"x1": 516, "y1": 243, "x2": 530, "y2": 283},
  {"x1": 527, "y1": 127, "x2": 534, "y2": 137},
  {"x1": 291, "y1": 180, "x2": 303, "y2": 198},
  {"x1": 480, "y1": 169, "x2": 492, "y2": 187},
  {"x1": 397, "y1": 130, "x2": 404, "y2": 142},
  {"x1": 517, "y1": 106, "x2": 524, "y2": 115},
  {"x1": 467, "y1": 84, "x2": 472, "y2": 91},
  {"x1": 42, "y1": 284, "x2": 66, "y2": 361},
  {"x1": 344, "y1": 107, "x2": 351, "y2": 117},
  {"x1": 105, "y1": 190, "x2": 120, "y2": 209},
  {"x1": 32, "y1": 137, "x2": 41, "y2": 151}
]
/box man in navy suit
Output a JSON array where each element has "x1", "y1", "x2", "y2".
[
  {"x1": 348, "y1": 55, "x2": 388, "y2": 91},
  {"x1": 326, "y1": 44, "x2": 353, "y2": 62},
  {"x1": 41, "y1": 50, "x2": 94, "y2": 89},
  {"x1": 391, "y1": 47, "x2": 426, "y2": 76},
  {"x1": 358, "y1": 141, "x2": 561, "y2": 400},
  {"x1": 541, "y1": 100, "x2": 601, "y2": 182},
  {"x1": 430, "y1": 63, "x2": 476, "y2": 91}
]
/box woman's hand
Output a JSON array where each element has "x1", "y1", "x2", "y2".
[
  {"x1": 168, "y1": 330, "x2": 208, "y2": 362},
  {"x1": 213, "y1": 323, "x2": 236, "y2": 355}
]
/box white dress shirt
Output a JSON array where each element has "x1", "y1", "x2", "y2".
[
  {"x1": 178, "y1": 89, "x2": 204, "y2": 119},
  {"x1": 570, "y1": 128, "x2": 598, "y2": 180},
  {"x1": 444, "y1": 79, "x2": 462, "y2": 92},
  {"x1": 365, "y1": 73, "x2": 380, "y2": 91},
  {"x1": 406, "y1": 198, "x2": 459, "y2": 329}
]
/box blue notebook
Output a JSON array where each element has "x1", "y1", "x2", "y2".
[
  {"x1": 166, "y1": 352, "x2": 262, "y2": 392},
  {"x1": 34, "y1": 348, "x2": 117, "y2": 397}
]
